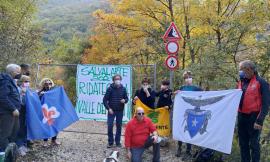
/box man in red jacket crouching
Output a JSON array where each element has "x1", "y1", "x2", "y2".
[{"x1": 125, "y1": 107, "x2": 160, "y2": 162}]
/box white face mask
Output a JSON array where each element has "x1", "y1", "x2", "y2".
[
  {"x1": 23, "y1": 82, "x2": 30, "y2": 88},
  {"x1": 114, "y1": 80, "x2": 121, "y2": 85},
  {"x1": 185, "y1": 78, "x2": 193, "y2": 85}
]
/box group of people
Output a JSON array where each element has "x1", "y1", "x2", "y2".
[
  {"x1": 0, "y1": 63, "x2": 60, "y2": 160},
  {"x1": 103, "y1": 60, "x2": 270, "y2": 162},
  {"x1": 0, "y1": 60, "x2": 269, "y2": 162},
  {"x1": 103, "y1": 69, "x2": 205, "y2": 162}
]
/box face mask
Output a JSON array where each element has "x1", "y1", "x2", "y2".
[
  {"x1": 161, "y1": 85, "x2": 168, "y2": 90},
  {"x1": 185, "y1": 78, "x2": 193, "y2": 84},
  {"x1": 14, "y1": 74, "x2": 22, "y2": 79},
  {"x1": 14, "y1": 79, "x2": 18, "y2": 84},
  {"x1": 23, "y1": 82, "x2": 30, "y2": 88},
  {"x1": 239, "y1": 71, "x2": 245, "y2": 80},
  {"x1": 142, "y1": 85, "x2": 149, "y2": 89},
  {"x1": 114, "y1": 80, "x2": 121, "y2": 85}
]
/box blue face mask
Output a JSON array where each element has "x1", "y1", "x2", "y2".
[{"x1": 239, "y1": 71, "x2": 245, "y2": 80}]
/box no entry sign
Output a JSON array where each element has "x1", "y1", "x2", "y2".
[{"x1": 165, "y1": 41, "x2": 179, "y2": 55}]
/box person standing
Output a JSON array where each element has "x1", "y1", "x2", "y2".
[
  {"x1": 237, "y1": 60, "x2": 269, "y2": 162},
  {"x1": 103, "y1": 74, "x2": 129, "y2": 148},
  {"x1": 156, "y1": 80, "x2": 172, "y2": 109},
  {"x1": 16, "y1": 75, "x2": 31, "y2": 156},
  {"x1": 175, "y1": 71, "x2": 203, "y2": 158},
  {"x1": 133, "y1": 78, "x2": 156, "y2": 109},
  {"x1": 20, "y1": 64, "x2": 31, "y2": 76},
  {"x1": 38, "y1": 78, "x2": 60, "y2": 146},
  {"x1": 0, "y1": 64, "x2": 21, "y2": 153}
]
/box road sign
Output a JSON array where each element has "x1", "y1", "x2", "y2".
[
  {"x1": 165, "y1": 41, "x2": 179, "y2": 55},
  {"x1": 163, "y1": 22, "x2": 182, "y2": 41},
  {"x1": 165, "y1": 55, "x2": 179, "y2": 70}
]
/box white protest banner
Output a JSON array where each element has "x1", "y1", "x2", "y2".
[
  {"x1": 75, "y1": 64, "x2": 132, "y2": 122},
  {"x1": 173, "y1": 89, "x2": 242, "y2": 154}
]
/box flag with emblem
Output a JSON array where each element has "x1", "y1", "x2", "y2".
[
  {"x1": 173, "y1": 89, "x2": 242, "y2": 154},
  {"x1": 26, "y1": 86, "x2": 79, "y2": 140}
]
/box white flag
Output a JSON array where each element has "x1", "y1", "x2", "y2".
[{"x1": 173, "y1": 89, "x2": 242, "y2": 154}]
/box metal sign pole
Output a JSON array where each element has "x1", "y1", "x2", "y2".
[{"x1": 170, "y1": 70, "x2": 174, "y2": 89}]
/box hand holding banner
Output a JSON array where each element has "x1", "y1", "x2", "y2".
[{"x1": 134, "y1": 99, "x2": 171, "y2": 137}]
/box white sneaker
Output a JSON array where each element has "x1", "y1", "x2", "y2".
[
  {"x1": 21, "y1": 146, "x2": 28, "y2": 153},
  {"x1": 18, "y1": 147, "x2": 26, "y2": 156}
]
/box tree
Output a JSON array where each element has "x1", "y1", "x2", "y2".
[
  {"x1": 84, "y1": 0, "x2": 270, "y2": 90},
  {"x1": 0, "y1": 0, "x2": 42, "y2": 70}
]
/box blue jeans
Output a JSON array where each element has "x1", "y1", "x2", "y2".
[
  {"x1": 131, "y1": 143, "x2": 160, "y2": 162},
  {"x1": 107, "y1": 111, "x2": 123, "y2": 145}
]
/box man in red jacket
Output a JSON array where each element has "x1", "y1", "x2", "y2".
[
  {"x1": 238, "y1": 60, "x2": 269, "y2": 162},
  {"x1": 125, "y1": 107, "x2": 160, "y2": 162}
]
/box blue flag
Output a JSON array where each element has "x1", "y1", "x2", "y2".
[{"x1": 26, "y1": 86, "x2": 79, "y2": 140}]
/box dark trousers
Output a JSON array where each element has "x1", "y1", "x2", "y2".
[
  {"x1": 178, "y1": 141, "x2": 191, "y2": 153},
  {"x1": 238, "y1": 112, "x2": 261, "y2": 162},
  {"x1": 16, "y1": 107, "x2": 27, "y2": 147},
  {"x1": 131, "y1": 143, "x2": 160, "y2": 162},
  {"x1": 107, "y1": 111, "x2": 123, "y2": 145},
  {"x1": 0, "y1": 113, "x2": 19, "y2": 152}
]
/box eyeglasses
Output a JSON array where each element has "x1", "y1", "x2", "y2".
[
  {"x1": 24, "y1": 81, "x2": 30, "y2": 83},
  {"x1": 137, "y1": 112, "x2": 144, "y2": 116},
  {"x1": 44, "y1": 83, "x2": 52, "y2": 86}
]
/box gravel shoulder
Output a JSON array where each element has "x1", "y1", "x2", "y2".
[{"x1": 19, "y1": 121, "x2": 183, "y2": 162}]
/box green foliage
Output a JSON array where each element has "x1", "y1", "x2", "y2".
[
  {"x1": 0, "y1": 0, "x2": 42, "y2": 71},
  {"x1": 37, "y1": 0, "x2": 108, "y2": 46}
]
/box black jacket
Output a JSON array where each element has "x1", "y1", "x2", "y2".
[
  {"x1": 156, "y1": 89, "x2": 173, "y2": 109},
  {"x1": 0, "y1": 73, "x2": 21, "y2": 114},
  {"x1": 134, "y1": 88, "x2": 156, "y2": 109},
  {"x1": 103, "y1": 83, "x2": 128, "y2": 111}
]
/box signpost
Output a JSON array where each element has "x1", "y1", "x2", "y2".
[{"x1": 162, "y1": 22, "x2": 182, "y2": 88}]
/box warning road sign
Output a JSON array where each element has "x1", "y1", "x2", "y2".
[
  {"x1": 163, "y1": 22, "x2": 182, "y2": 41},
  {"x1": 165, "y1": 41, "x2": 179, "y2": 55},
  {"x1": 165, "y1": 55, "x2": 179, "y2": 70}
]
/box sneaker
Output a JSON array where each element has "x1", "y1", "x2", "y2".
[
  {"x1": 51, "y1": 140, "x2": 61, "y2": 145},
  {"x1": 21, "y1": 146, "x2": 28, "y2": 153},
  {"x1": 116, "y1": 143, "x2": 122, "y2": 148},
  {"x1": 5, "y1": 143, "x2": 17, "y2": 162},
  {"x1": 43, "y1": 141, "x2": 49, "y2": 147},
  {"x1": 175, "y1": 148, "x2": 182, "y2": 157},
  {"x1": 18, "y1": 147, "x2": 26, "y2": 156},
  {"x1": 107, "y1": 144, "x2": 113, "y2": 148}
]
